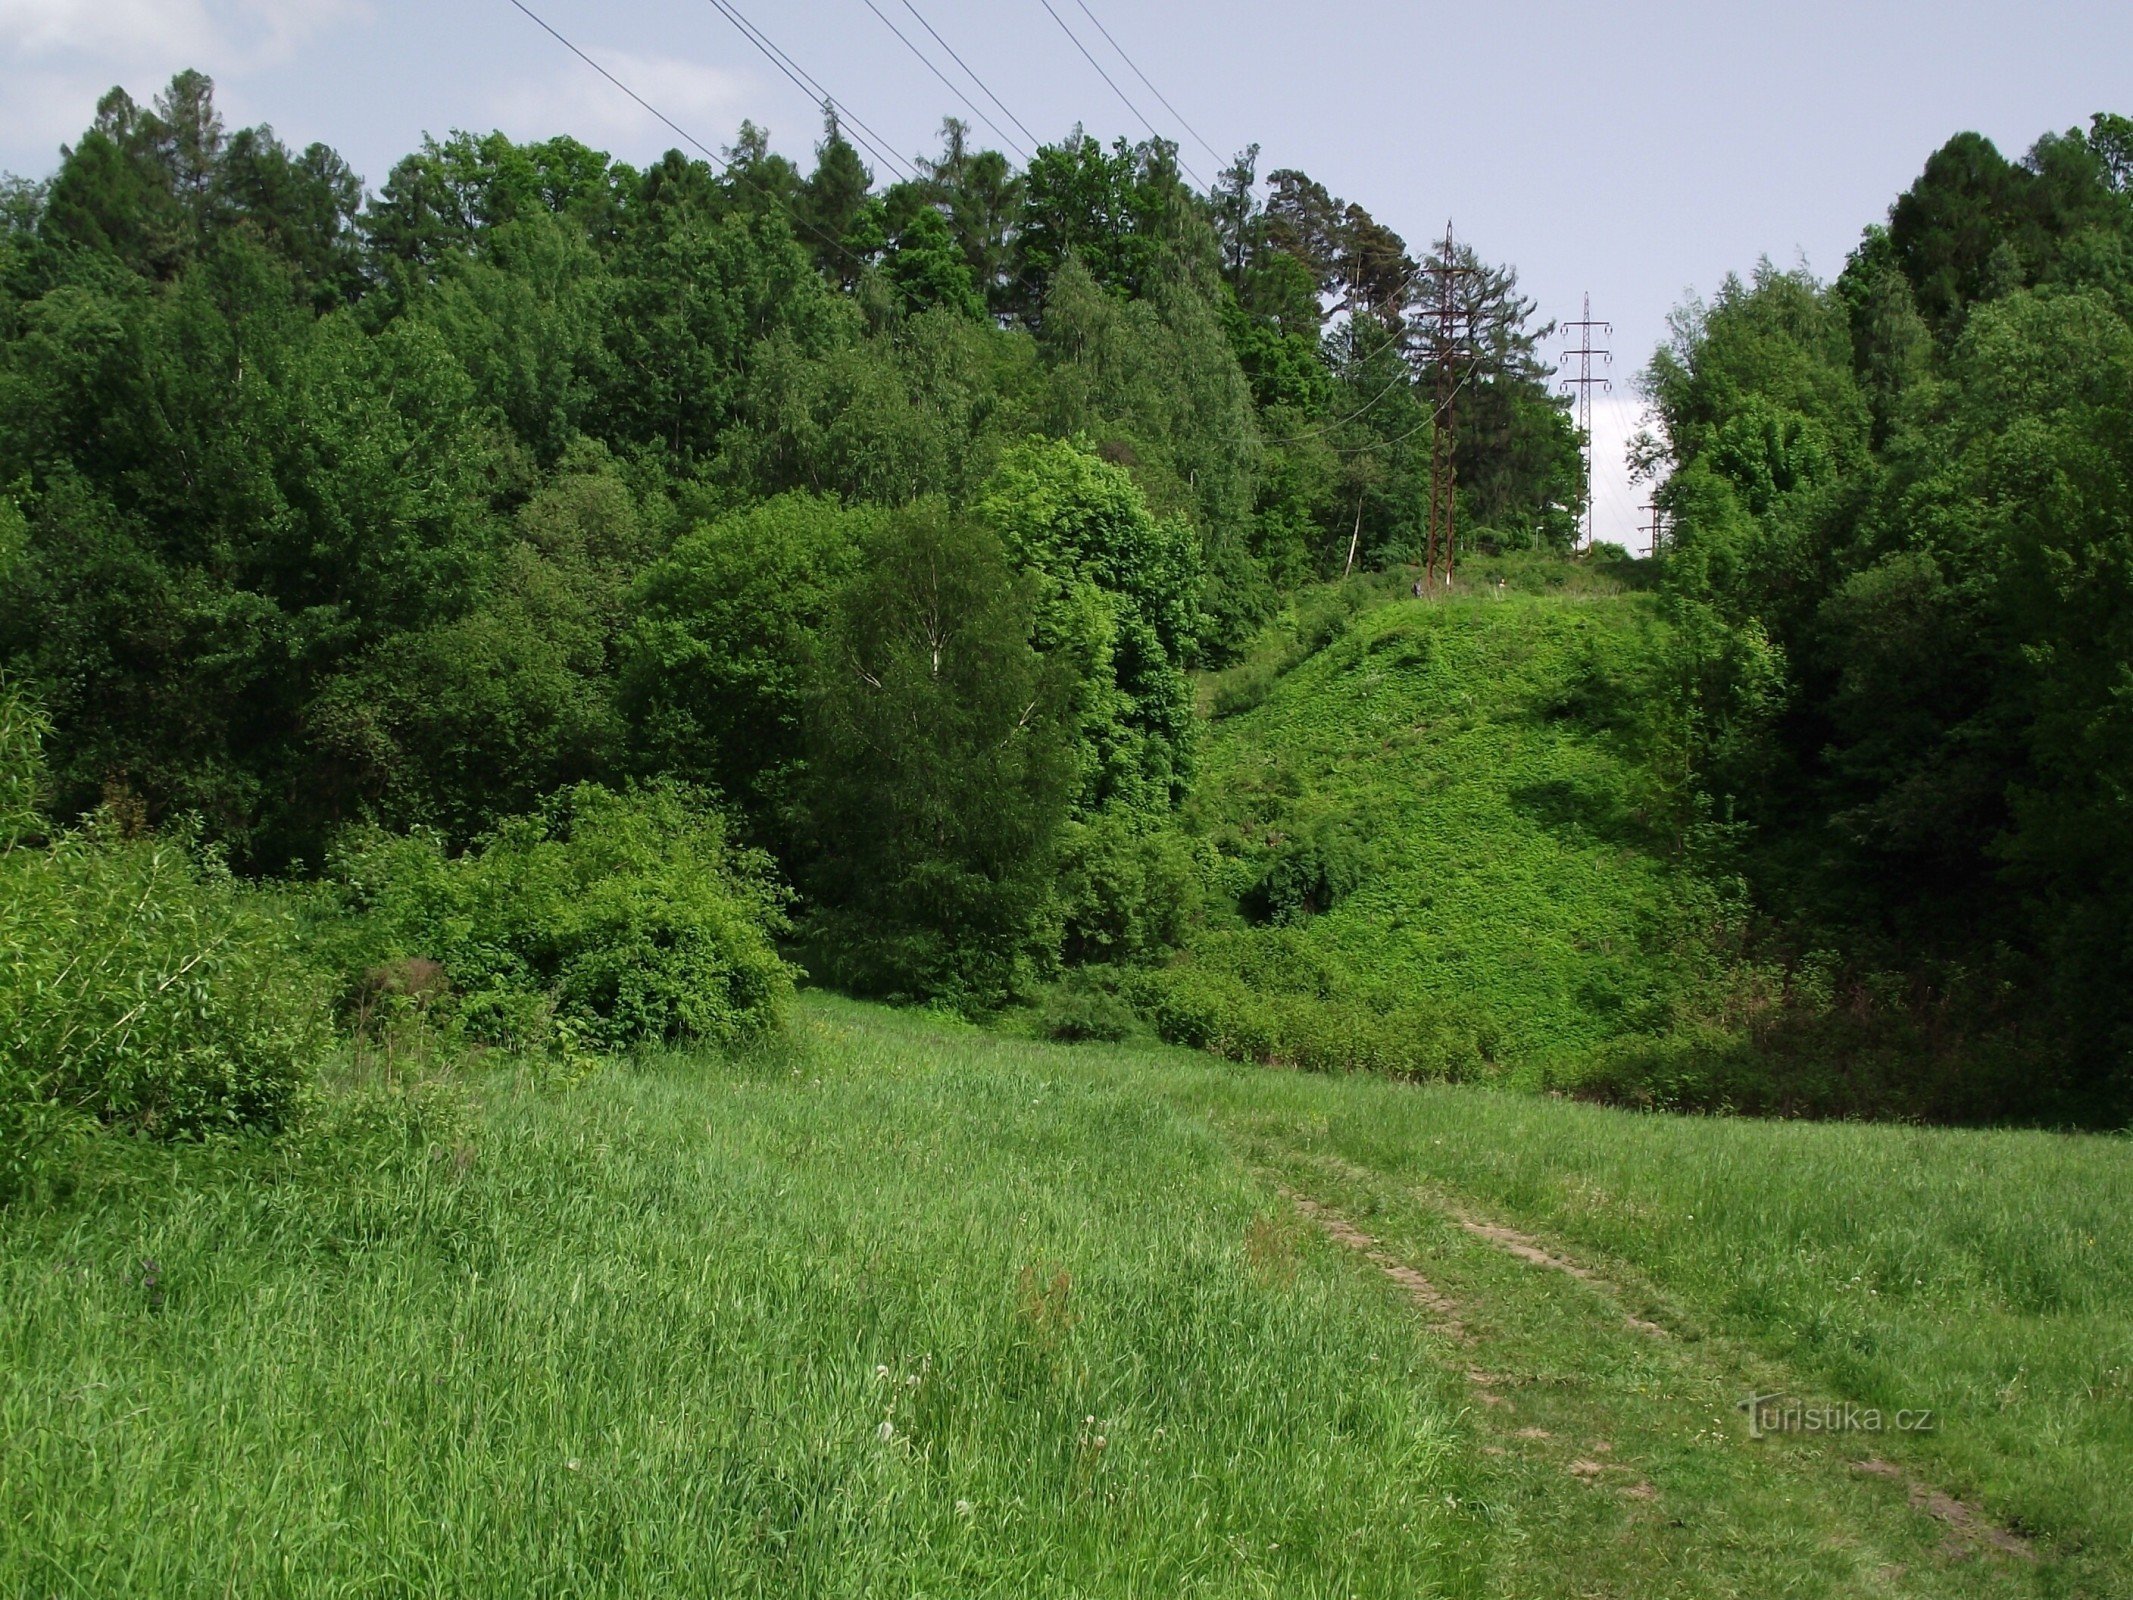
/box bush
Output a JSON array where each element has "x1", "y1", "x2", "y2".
[
  {"x1": 1, "y1": 827, "x2": 329, "y2": 1196},
  {"x1": 1, "y1": 670, "x2": 326, "y2": 1201},
  {"x1": 1053, "y1": 816, "x2": 1199, "y2": 967},
  {"x1": 1028, "y1": 968, "x2": 1146, "y2": 1043},
  {"x1": 1244, "y1": 820, "x2": 1370, "y2": 924},
  {"x1": 0, "y1": 675, "x2": 43, "y2": 848},
  {"x1": 331, "y1": 781, "x2": 795, "y2": 1054},
  {"x1": 1126, "y1": 932, "x2": 1482, "y2": 1080}
]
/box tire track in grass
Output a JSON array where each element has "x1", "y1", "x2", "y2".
[
  {"x1": 1313, "y1": 1156, "x2": 2039, "y2": 1565},
  {"x1": 1251, "y1": 1143, "x2": 2050, "y2": 1597}
]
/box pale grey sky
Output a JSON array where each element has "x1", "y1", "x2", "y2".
[{"x1": 5, "y1": 0, "x2": 2129, "y2": 549}]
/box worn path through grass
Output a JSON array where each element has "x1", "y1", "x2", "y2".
[{"x1": 1155, "y1": 1044, "x2": 2130, "y2": 1598}]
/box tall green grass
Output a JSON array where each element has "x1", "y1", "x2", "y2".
[
  {"x1": 0, "y1": 1000, "x2": 1484, "y2": 1598},
  {"x1": 1157, "y1": 1057, "x2": 2133, "y2": 1590},
  {"x1": 7, "y1": 998, "x2": 2128, "y2": 1593}
]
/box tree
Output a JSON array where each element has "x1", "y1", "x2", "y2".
[
  {"x1": 619, "y1": 494, "x2": 877, "y2": 831},
  {"x1": 979, "y1": 439, "x2": 1200, "y2": 814},
  {"x1": 801, "y1": 504, "x2": 1077, "y2": 1005},
  {"x1": 795, "y1": 109, "x2": 872, "y2": 285},
  {"x1": 1012, "y1": 132, "x2": 1202, "y2": 310}
]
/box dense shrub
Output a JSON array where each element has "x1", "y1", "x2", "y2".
[
  {"x1": 1244, "y1": 820, "x2": 1371, "y2": 924},
  {"x1": 1, "y1": 830, "x2": 329, "y2": 1195},
  {"x1": 1540, "y1": 975, "x2": 2065, "y2": 1124},
  {"x1": 2, "y1": 676, "x2": 327, "y2": 1201},
  {"x1": 330, "y1": 781, "x2": 795, "y2": 1053},
  {"x1": 1128, "y1": 932, "x2": 1481, "y2": 1080},
  {"x1": 1053, "y1": 815, "x2": 1200, "y2": 967},
  {"x1": 1028, "y1": 968, "x2": 1147, "y2": 1044}
]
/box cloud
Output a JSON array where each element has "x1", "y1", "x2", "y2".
[
  {"x1": 0, "y1": 0, "x2": 212, "y2": 59},
  {"x1": 0, "y1": 0, "x2": 357, "y2": 66},
  {"x1": 487, "y1": 48, "x2": 754, "y2": 153},
  {"x1": 0, "y1": 0, "x2": 366, "y2": 172}
]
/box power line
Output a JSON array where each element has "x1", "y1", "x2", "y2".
[
  {"x1": 859, "y1": 0, "x2": 1031, "y2": 162},
  {"x1": 502, "y1": 0, "x2": 733, "y2": 171},
  {"x1": 501, "y1": 0, "x2": 1074, "y2": 320},
  {"x1": 503, "y1": 0, "x2": 1462, "y2": 462},
  {"x1": 1260, "y1": 256, "x2": 1438, "y2": 445},
  {"x1": 1066, "y1": 0, "x2": 1222, "y2": 167},
  {"x1": 1031, "y1": 0, "x2": 1206, "y2": 187},
  {"x1": 897, "y1": 0, "x2": 1040, "y2": 153},
  {"x1": 698, "y1": 0, "x2": 918, "y2": 182},
  {"x1": 1273, "y1": 365, "x2": 1410, "y2": 445},
  {"x1": 1334, "y1": 357, "x2": 1480, "y2": 454},
  {"x1": 500, "y1": 0, "x2": 885, "y2": 282}
]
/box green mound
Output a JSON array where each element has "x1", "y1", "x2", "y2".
[{"x1": 1153, "y1": 582, "x2": 1725, "y2": 1078}]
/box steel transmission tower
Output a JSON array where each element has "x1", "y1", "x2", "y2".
[
  {"x1": 1559, "y1": 293, "x2": 1611, "y2": 551},
  {"x1": 1423, "y1": 222, "x2": 1476, "y2": 591},
  {"x1": 1640, "y1": 496, "x2": 1667, "y2": 556}
]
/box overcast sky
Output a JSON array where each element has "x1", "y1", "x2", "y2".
[{"x1": 5, "y1": 0, "x2": 2129, "y2": 550}]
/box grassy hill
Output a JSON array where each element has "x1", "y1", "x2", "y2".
[
  {"x1": 5, "y1": 997, "x2": 2126, "y2": 1597},
  {"x1": 1130, "y1": 563, "x2": 1729, "y2": 1084}
]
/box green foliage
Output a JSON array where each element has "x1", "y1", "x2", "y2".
[
  {"x1": 330, "y1": 781, "x2": 794, "y2": 1053},
  {"x1": 979, "y1": 438, "x2": 1200, "y2": 813},
  {"x1": 717, "y1": 308, "x2": 1038, "y2": 504},
  {"x1": 619, "y1": 493, "x2": 876, "y2": 826},
  {"x1": 1036, "y1": 259, "x2": 1261, "y2": 544},
  {"x1": 0, "y1": 671, "x2": 45, "y2": 847},
  {"x1": 1012, "y1": 134, "x2": 1205, "y2": 305},
  {"x1": 0, "y1": 999, "x2": 1492, "y2": 1595},
  {"x1": 0, "y1": 675, "x2": 320, "y2": 1194},
  {"x1": 9, "y1": 69, "x2": 2127, "y2": 1124},
  {"x1": 1052, "y1": 814, "x2": 1199, "y2": 967},
  {"x1": 1, "y1": 824, "x2": 327, "y2": 1181},
  {"x1": 1162, "y1": 589, "x2": 1728, "y2": 1078},
  {"x1": 1244, "y1": 818, "x2": 1370, "y2": 924},
  {"x1": 0, "y1": 233, "x2": 508, "y2": 864},
  {"x1": 1644, "y1": 119, "x2": 2133, "y2": 1113},
  {"x1": 801, "y1": 504, "x2": 1078, "y2": 1006},
  {"x1": 880, "y1": 203, "x2": 986, "y2": 318},
  {"x1": 1025, "y1": 966, "x2": 1149, "y2": 1043},
  {"x1": 1205, "y1": 578, "x2": 1376, "y2": 717},
  {"x1": 1130, "y1": 934, "x2": 1479, "y2": 1080}
]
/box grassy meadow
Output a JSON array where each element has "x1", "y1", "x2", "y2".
[
  {"x1": 6, "y1": 996, "x2": 2128, "y2": 1597},
  {"x1": 0, "y1": 1002, "x2": 1483, "y2": 1598}
]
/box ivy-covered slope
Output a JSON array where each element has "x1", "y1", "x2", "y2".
[{"x1": 1154, "y1": 577, "x2": 1729, "y2": 1077}]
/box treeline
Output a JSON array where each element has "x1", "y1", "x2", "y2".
[
  {"x1": 0, "y1": 71, "x2": 1582, "y2": 1178},
  {"x1": 0, "y1": 71, "x2": 1583, "y2": 872},
  {"x1": 1644, "y1": 113, "x2": 2133, "y2": 1119}
]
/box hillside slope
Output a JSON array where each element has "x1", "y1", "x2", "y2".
[{"x1": 1148, "y1": 577, "x2": 1724, "y2": 1078}]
